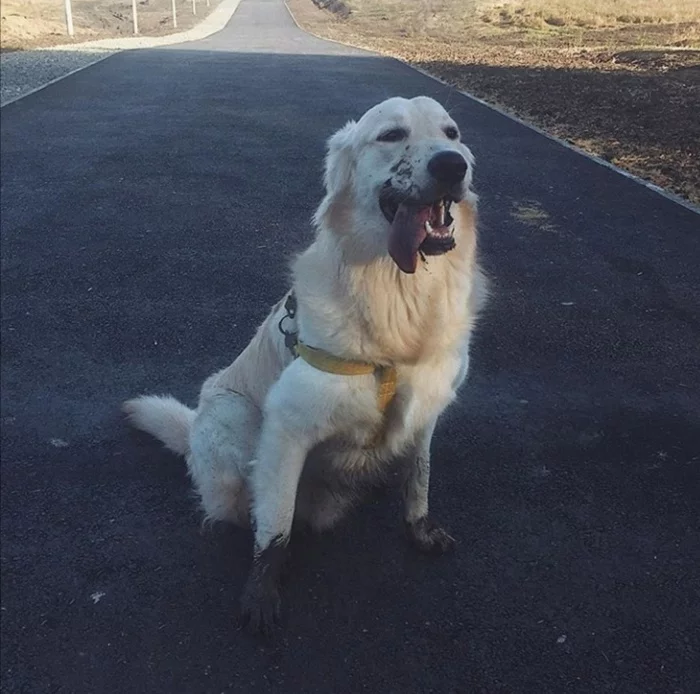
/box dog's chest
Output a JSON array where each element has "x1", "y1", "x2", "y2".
[
  {"x1": 387, "y1": 357, "x2": 462, "y2": 441},
  {"x1": 329, "y1": 354, "x2": 464, "y2": 473}
]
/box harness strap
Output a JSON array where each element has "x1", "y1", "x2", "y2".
[
  {"x1": 279, "y1": 292, "x2": 397, "y2": 416},
  {"x1": 295, "y1": 343, "x2": 397, "y2": 415}
]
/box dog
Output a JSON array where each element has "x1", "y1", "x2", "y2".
[{"x1": 123, "y1": 95, "x2": 487, "y2": 634}]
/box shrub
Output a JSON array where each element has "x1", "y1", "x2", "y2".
[
  {"x1": 544, "y1": 15, "x2": 566, "y2": 27},
  {"x1": 313, "y1": 0, "x2": 351, "y2": 19}
]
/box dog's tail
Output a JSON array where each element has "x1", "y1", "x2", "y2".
[{"x1": 122, "y1": 395, "x2": 195, "y2": 457}]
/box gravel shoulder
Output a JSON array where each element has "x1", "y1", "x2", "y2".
[{"x1": 0, "y1": 49, "x2": 115, "y2": 106}]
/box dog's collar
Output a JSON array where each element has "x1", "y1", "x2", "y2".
[{"x1": 279, "y1": 292, "x2": 397, "y2": 415}]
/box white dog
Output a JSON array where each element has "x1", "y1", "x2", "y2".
[{"x1": 124, "y1": 96, "x2": 487, "y2": 634}]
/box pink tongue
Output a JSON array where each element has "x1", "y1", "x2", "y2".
[{"x1": 387, "y1": 203, "x2": 430, "y2": 274}]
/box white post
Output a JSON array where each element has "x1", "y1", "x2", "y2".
[
  {"x1": 171, "y1": 0, "x2": 178, "y2": 27},
  {"x1": 192, "y1": 0, "x2": 197, "y2": 15},
  {"x1": 64, "y1": 0, "x2": 74, "y2": 37},
  {"x1": 132, "y1": 0, "x2": 139, "y2": 34}
]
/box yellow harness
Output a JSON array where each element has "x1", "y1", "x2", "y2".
[
  {"x1": 294, "y1": 342, "x2": 397, "y2": 414},
  {"x1": 280, "y1": 293, "x2": 397, "y2": 416}
]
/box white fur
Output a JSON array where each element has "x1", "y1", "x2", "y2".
[
  {"x1": 123, "y1": 395, "x2": 195, "y2": 456},
  {"x1": 123, "y1": 96, "x2": 486, "y2": 553}
]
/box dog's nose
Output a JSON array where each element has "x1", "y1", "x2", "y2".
[{"x1": 427, "y1": 151, "x2": 468, "y2": 185}]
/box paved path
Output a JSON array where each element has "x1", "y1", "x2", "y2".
[{"x1": 1, "y1": 1, "x2": 698, "y2": 692}]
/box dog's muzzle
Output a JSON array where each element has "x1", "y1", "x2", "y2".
[
  {"x1": 427, "y1": 151, "x2": 468, "y2": 187},
  {"x1": 380, "y1": 150, "x2": 467, "y2": 274}
]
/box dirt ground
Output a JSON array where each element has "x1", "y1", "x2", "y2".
[
  {"x1": 288, "y1": 0, "x2": 700, "y2": 205},
  {"x1": 1, "y1": 0, "x2": 222, "y2": 51}
]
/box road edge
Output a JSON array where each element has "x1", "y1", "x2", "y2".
[
  {"x1": 0, "y1": 54, "x2": 116, "y2": 108},
  {"x1": 283, "y1": 0, "x2": 699, "y2": 216}
]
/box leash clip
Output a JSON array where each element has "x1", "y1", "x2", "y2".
[{"x1": 278, "y1": 292, "x2": 299, "y2": 356}]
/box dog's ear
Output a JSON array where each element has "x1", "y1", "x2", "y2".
[
  {"x1": 463, "y1": 145, "x2": 476, "y2": 186},
  {"x1": 323, "y1": 120, "x2": 356, "y2": 197}
]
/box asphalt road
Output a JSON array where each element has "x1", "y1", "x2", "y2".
[{"x1": 2, "y1": 0, "x2": 699, "y2": 691}]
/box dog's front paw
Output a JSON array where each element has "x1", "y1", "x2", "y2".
[
  {"x1": 239, "y1": 540, "x2": 288, "y2": 636},
  {"x1": 406, "y1": 516, "x2": 456, "y2": 555},
  {"x1": 240, "y1": 577, "x2": 281, "y2": 637}
]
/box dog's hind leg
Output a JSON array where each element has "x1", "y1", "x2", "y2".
[{"x1": 188, "y1": 390, "x2": 262, "y2": 526}]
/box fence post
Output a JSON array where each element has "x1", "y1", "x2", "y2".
[
  {"x1": 171, "y1": 0, "x2": 178, "y2": 27},
  {"x1": 192, "y1": 0, "x2": 197, "y2": 15},
  {"x1": 64, "y1": 0, "x2": 74, "y2": 36},
  {"x1": 132, "y1": 0, "x2": 139, "y2": 34}
]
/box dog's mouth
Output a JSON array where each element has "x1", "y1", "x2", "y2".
[{"x1": 380, "y1": 194, "x2": 457, "y2": 274}]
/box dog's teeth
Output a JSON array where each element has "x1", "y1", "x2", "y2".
[{"x1": 425, "y1": 220, "x2": 433, "y2": 234}]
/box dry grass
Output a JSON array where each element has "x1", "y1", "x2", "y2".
[
  {"x1": 1, "y1": 0, "x2": 222, "y2": 51},
  {"x1": 481, "y1": 0, "x2": 699, "y2": 34},
  {"x1": 289, "y1": 0, "x2": 700, "y2": 204},
  {"x1": 301, "y1": 0, "x2": 700, "y2": 49}
]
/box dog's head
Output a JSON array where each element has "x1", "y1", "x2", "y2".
[{"x1": 316, "y1": 96, "x2": 476, "y2": 274}]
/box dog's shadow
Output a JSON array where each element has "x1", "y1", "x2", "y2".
[
  {"x1": 280, "y1": 482, "x2": 454, "y2": 631},
  {"x1": 126, "y1": 426, "x2": 452, "y2": 633}
]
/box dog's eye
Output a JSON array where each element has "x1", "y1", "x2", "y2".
[
  {"x1": 444, "y1": 126, "x2": 459, "y2": 140},
  {"x1": 377, "y1": 128, "x2": 408, "y2": 143}
]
